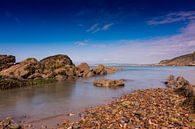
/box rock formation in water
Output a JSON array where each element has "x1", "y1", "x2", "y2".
[
  {"x1": 159, "y1": 52, "x2": 195, "y2": 66},
  {"x1": 0, "y1": 54, "x2": 119, "y2": 89},
  {"x1": 0, "y1": 55, "x2": 15, "y2": 71},
  {"x1": 93, "y1": 79, "x2": 125, "y2": 88}
]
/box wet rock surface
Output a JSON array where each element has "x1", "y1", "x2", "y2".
[
  {"x1": 0, "y1": 55, "x2": 15, "y2": 71},
  {"x1": 93, "y1": 79, "x2": 125, "y2": 88},
  {"x1": 59, "y1": 88, "x2": 195, "y2": 129}
]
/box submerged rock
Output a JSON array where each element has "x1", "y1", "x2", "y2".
[{"x1": 93, "y1": 79, "x2": 125, "y2": 88}]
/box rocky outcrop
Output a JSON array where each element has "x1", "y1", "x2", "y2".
[
  {"x1": 0, "y1": 54, "x2": 120, "y2": 89},
  {"x1": 77, "y1": 63, "x2": 90, "y2": 77},
  {"x1": 0, "y1": 58, "x2": 42, "y2": 80},
  {"x1": 0, "y1": 55, "x2": 15, "y2": 71},
  {"x1": 165, "y1": 75, "x2": 195, "y2": 110},
  {"x1": 93, "y1": 79, "x2": 125, "y2": 88},
  {"x1": 93, "y1": 64, "x2": 107, "y2": 75},
  {"x1": 159, "y1": 52, "x2": 195, "y2": 66}
]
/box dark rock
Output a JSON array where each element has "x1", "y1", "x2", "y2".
[{"x1": 0, "y1": 55, "x2": 15, "y2": 71}]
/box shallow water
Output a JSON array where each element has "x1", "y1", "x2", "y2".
[{"x1": 0, "y1": 66, "x2": 195, "y2": 127}]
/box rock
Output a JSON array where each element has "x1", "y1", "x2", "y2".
[
  {"x1": 41, "y1": 54, "x2": 77, "y2": 79},
  {"x1": 0, "y1": 55, "x2": 15, "y2": 71},
  {"x1": 77, "y1": 63, "x2": 90, "y2": 77},
  {"x1": 165, "y1": 75, "x2": 190, "y2": 89},
  {"x1": 105, "y1": 67, "x2": 120, "y2": 74},
  {"x1": 93, "y1": 64, "x2": 107, "y2": 75},
  {"x1": 86, "y1": 70, "x2": 95, "y2": 78},
  {"x1": 93, "y1": 79, "x2": 125, "y2": 88},
  {"x1": 0, "y1": 117, "x2": 21, "y2": 129},
  {"x1": 55, "y1": 75, "x2": 66, "y2": 81},
  {"x1": 0, "y1": 58, "x2": 42, "y2": 79},
  {"x1": 40, "y1": 54, "x2": 74, "y2": 70},
  {"x1": 176, "y1": 76, "x2": 190, "y2": 88},
  {"x1": 0, "y1": 76, "x2": 27, "y2": 90},
  {"x1": 165, "y1": 75, "x2": 176, "y2": 88}
]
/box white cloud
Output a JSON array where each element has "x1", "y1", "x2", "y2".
[
  {"x1": 147, "y1": 11, "x2": 195, "y2": 25},
  {"x1": 86, "y1": 23, "x2": 114, "y2": 33}
]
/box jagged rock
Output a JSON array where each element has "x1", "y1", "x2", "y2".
[
  {"x1": 93, "y1": 64, "x2": 107, "y2": 75},
  {"x1": 0, "y1": 58, "x2": 42, "y2": 79},
  {"x1": 77, "y1": 63, "x2": 90, "y2": 77},
  {"x1": 0, "y1": 55, "x2": 15, "y2": 71},
  {"x1": 93, "y1": 79, "x2": 125, "y2": 88}
]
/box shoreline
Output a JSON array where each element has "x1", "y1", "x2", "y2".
[
  {"x1": 0, "y1": 86, "x2": 194, "y2": 128},
  {"x1": 58, "y1": 88, "x2": 194, "y2": 129}
]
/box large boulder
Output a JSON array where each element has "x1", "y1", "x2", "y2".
[
  {"x1": 0, "y1": 55, "x2": 15, "y2": 71},
  {"x1": 40, "y1": 54, "x2": 77, "y2": 79},
  {"x1": 93, "y1": 79, "x2": 125, "y2": 88},
  {"x1": 40, "y1": 54, "x2": 74, "y2": 70},
  {"x1": 0, "y1": 58, "x2": 42, "y2": 79},
  {"x1": 77, "y1": 63, "x2": 90, "y2": 77}
]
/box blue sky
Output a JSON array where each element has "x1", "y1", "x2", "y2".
[{"x1": 0, "y1": 0, "x2": 195, "y2": 64}]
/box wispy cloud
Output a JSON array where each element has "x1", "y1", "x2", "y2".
[
  {"x1": 147, "y1": 11, "x2": 195, "y2": 25},
  {"x1": 86, "y1": 24, "x2": 100, "y2": 33},
  {"x1": 74, "y1": 40, "x2": 89, "y2": 46},
  {"x1": 102, "y1": 23, "x2": 114, "y2": 30},
  {"x1": 86, "y1": 23, "x2": 114, "y2": 33}
]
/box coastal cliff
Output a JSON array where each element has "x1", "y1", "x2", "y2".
[{"x1": 159, "y1": 52, "x2": 195, "y2": 66}]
